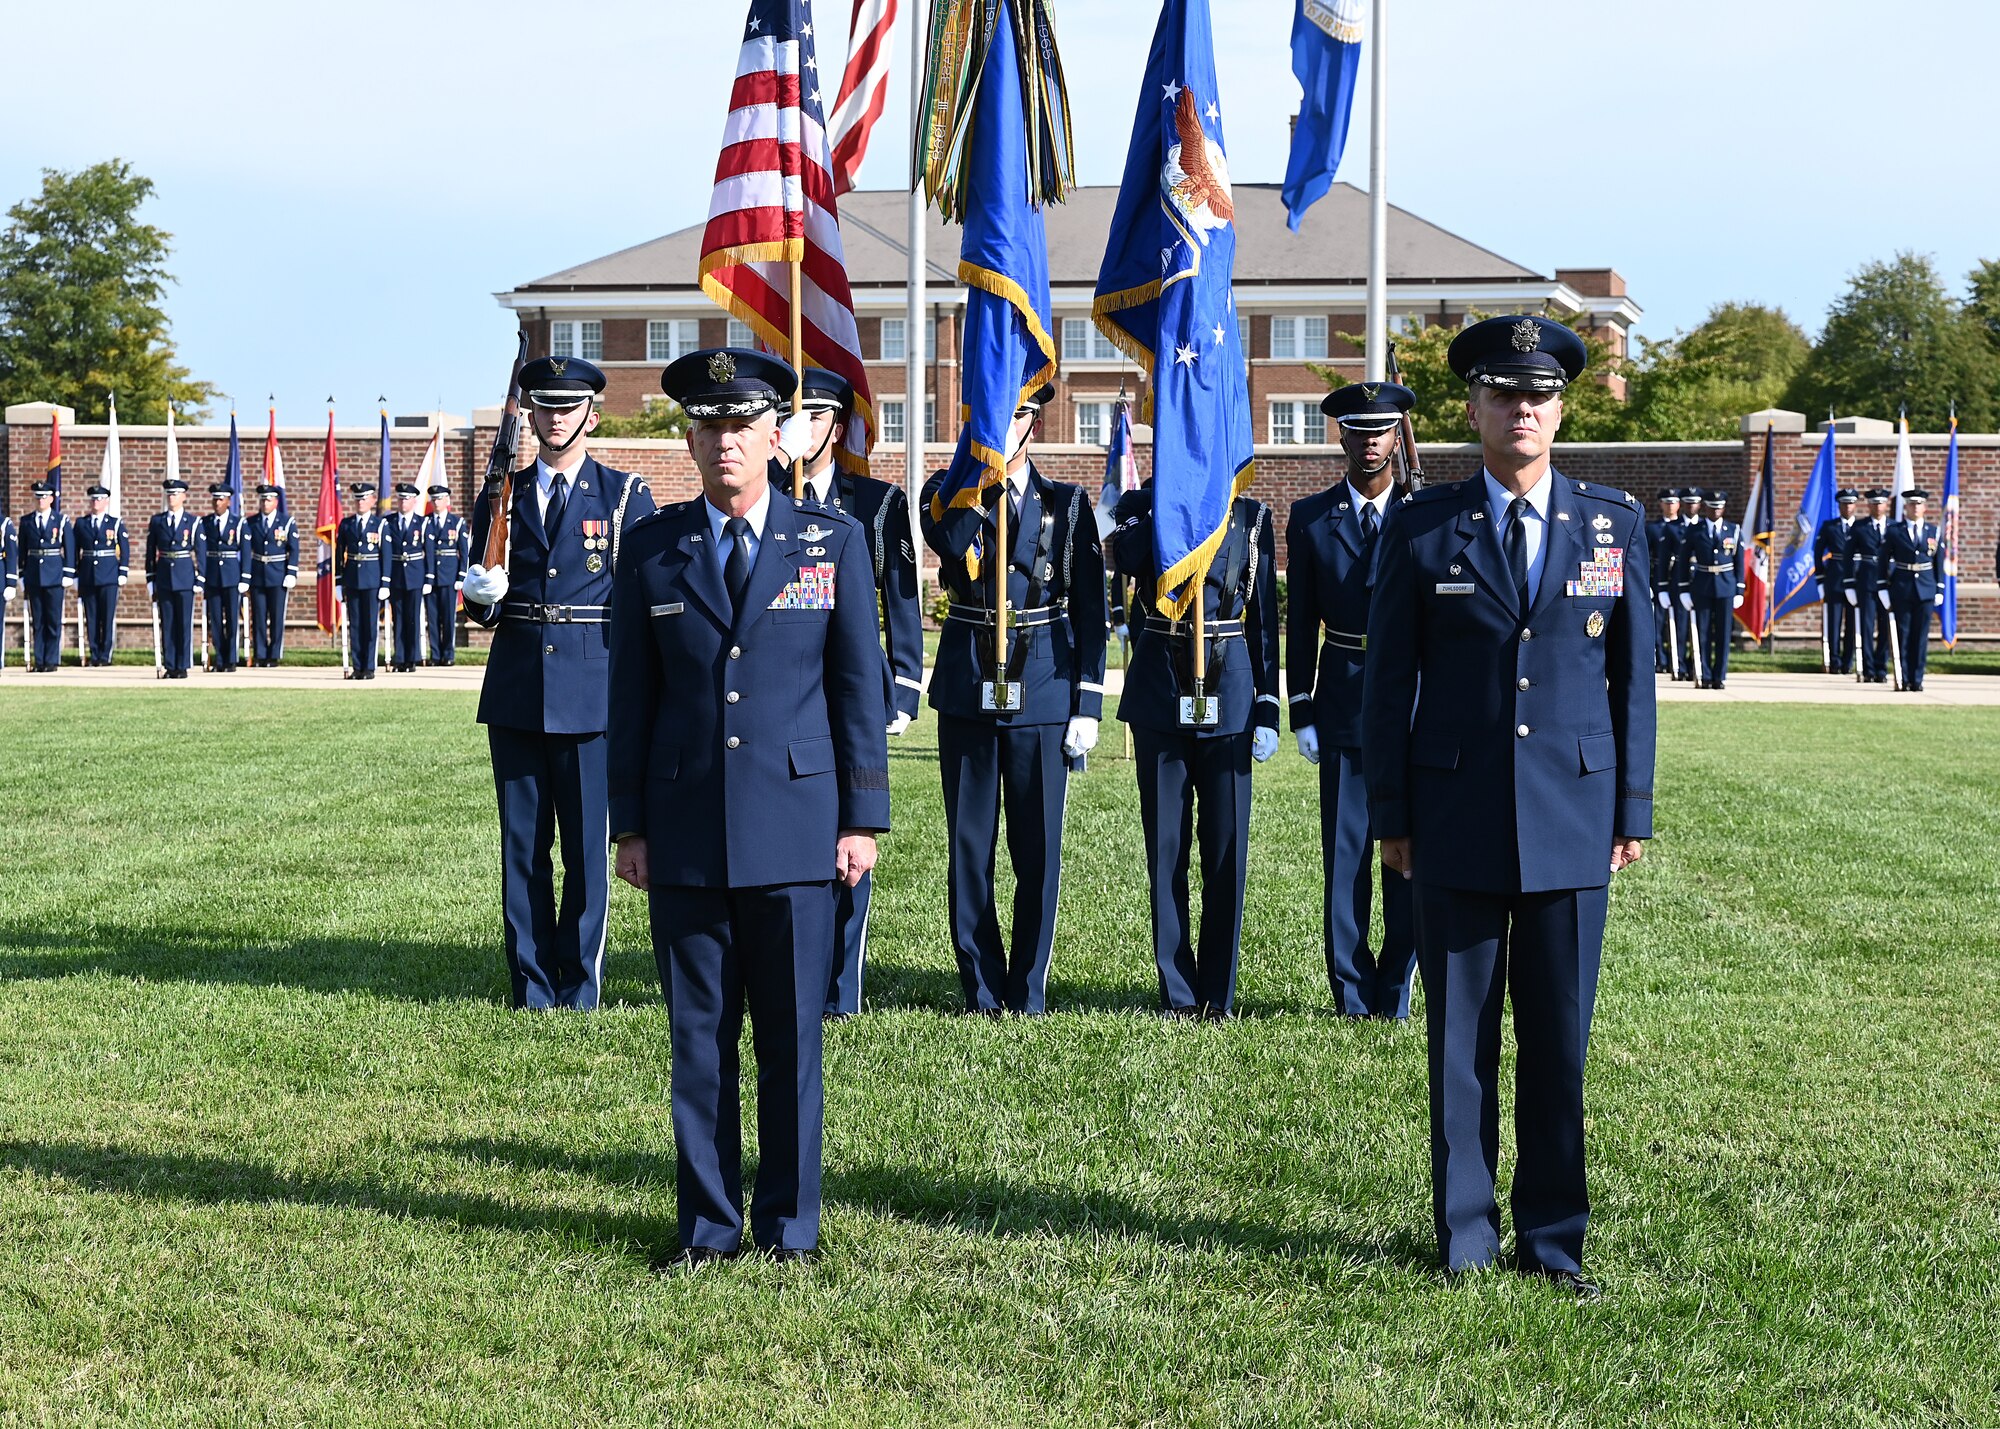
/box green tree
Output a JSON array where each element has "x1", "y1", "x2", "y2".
[
  {"x1": 1621, "y1": 302, "x2": 1810, "y2": 439},
  {"x1": 1782, "y1": 252, "x2": 1997, "y2": 430},
  {"x1": 593, "y1": 399, "x2": 690, "y2": 439},
  {"x1": 0, "y1": 159, "x2": 216, "y2": 421},
  {"x1": 1316, "y1": 310, "x2": 1627, "y2": 443}
]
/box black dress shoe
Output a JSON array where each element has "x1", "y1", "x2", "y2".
[
  {"x1": 653, "y1": 1246, "x2": 738, "y2": 1274},
  {"x1": 764, "y1": 1246, "x2": 818, "y2": 1265},
  {"x1": 1521, "y1": 1265, "x2": 1602, "y2": 1301}
]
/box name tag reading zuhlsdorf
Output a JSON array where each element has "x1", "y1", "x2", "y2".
[{"x1": 1435, "y1": 582, "x2": 1476, "y2": 595}]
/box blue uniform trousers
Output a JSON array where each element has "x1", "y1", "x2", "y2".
[
  {"x1": 937, "y1": 714, "x2": 1067, "y2": 1015},
  {"x1": 249, "y1": 587, "x2": 287, "y2": 663},
  {"x1": 1321, "y1": 745, "x2": 1416, "y2": 1018},
  {"x1": 1133, "y1": 726, "x2": 1251, "y2": 1014},
  {"x1": 424, "y1": 588, "x2": 458, "y2": 664},
  {"x1": 1891, "y1": 602, "x2": 1932, "y2": 688},
  {"x1": 655, "y1": 882, "x2": 833, "y2": 1253},
  {"x1": 1652, "y1": 602, "x2": 1674, "y2": 673},
  {"x1": 344, "y1": 590, "x2": 382, "y2": 675},
  {"x1": 1827, "y1": 600, "x2": 1855, "y2": 673},
  {"x1": 824, "y1": 871, "x2": 872, "y2": 1017},
  {"x1": 203, "y1": 589, "x2": 241, "y2": 669},
  {"x1": 1856, "y1": 597, "x2": 1887, "y2": 680},
  {"x1": 79, "y1": 584, "x2": 118, "y2": 663},
  {"x1": 389, "y1": 589, "x2": 424, "y2": 667},
  {"x1": 157, "y1": 590, "x2": 195, "y2": 674},
  {"x1": 26, "y1": 587, "x2": 64, "y2": 669},
  {"x1": 1693, "y1": 599, "x2": 1731, "y2": 685},
  {"x1": 488, "y1": 726, "x2": 610, "y2": 1010},
  {"x1": 1416, "y1": 882, "x2": 1606, "y2": 1274}
]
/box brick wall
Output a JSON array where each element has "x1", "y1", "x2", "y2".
[{"x1": 10, "y1": 409, "x2": 1997, "y2": 646}]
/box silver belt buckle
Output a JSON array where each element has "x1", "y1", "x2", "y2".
[
  {"x1": 981, "y1": 680, "x2": 1023, "y2": 712},
  {"x1": 1179, "y1": 695, "x2": 1220, "y2": 729}
]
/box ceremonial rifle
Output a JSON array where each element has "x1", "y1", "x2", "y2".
[
  {"x1": 479, "y1": 332, "x2": 530, "y2": 575},
  {"x1": 1386, "y1": 340, "x2": 1425, "y2": 494}
]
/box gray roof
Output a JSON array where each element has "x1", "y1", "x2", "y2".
[{"x1": 513, "y1": 183, "x2": 1544, "y2": 293}]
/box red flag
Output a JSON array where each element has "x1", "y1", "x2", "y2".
[
  {"x1": 698, "y1": 0, "x2": 875, "y2": 474},
  {"x1": 828, "y1": 0, "x2": 896, "y2": 196},
  {"x1": 314, "y1": 411, "x2": 341, "y2": 635},
  {"x1": 1736, "y1": 423, "x2": 1776, "y2": 641}
]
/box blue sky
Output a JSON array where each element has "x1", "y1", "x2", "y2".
[{"x1": 7, "y1": 0, "x2": 1996, "y2": 421}]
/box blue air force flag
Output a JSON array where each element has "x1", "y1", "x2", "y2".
[
  {"x1": 1774, "y1": 419, "x2": 1837, "y2": 622},
  {"x1": 1282, "y1": 0, "x2": 1363, "y2": 232},
  {"x1": 1091, "y1": 0, "x2": 1254, "y2": 619}
]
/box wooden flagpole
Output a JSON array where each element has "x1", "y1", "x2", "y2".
[{"x1": 790, "y1": 261, "x2": 807, "y2": 501}]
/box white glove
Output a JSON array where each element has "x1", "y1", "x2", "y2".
[
  {"x1": 887, "y1": 711, "x2": 913, "y2": 737},
  {"x1": 333, "y1": 586, "x2": 345, "y2": 604},
  {"x1": 378, "y1": 585, "x2": 389, "y2": 598},
  {"x1": 283, "y1": 575, "x2": 296, "y2": 590},
  {"x1": 1295, "y1": 724, "x2": 1321, "y2": 765},
  {"x1": 1062, "y1": 716, "x2": 1099, "y2": 758},
  {"x1": 1878, "y1": 590, "x2": 1891, "y2": 611},
  {"x1": 117, "y1": 574, "x2": 128, "y2": 587},
  {"x1": 62, "y1": 576, "x2": 76, "y2": 589},
  {"x1": 1678, "y1": 593, "x2": 1694, "y2": 612},
  {"x1": 1657, "y1": 591, "x2": 1671, "y2": 610},
  {"x1": 1114, "y1": 623, "x2": 1130, "y2": 641},
  {"x1": 144, "y1": 582, "x2": 153, "y2": 599},
  {"x1": 453, "y1": 579, "x2": 464, "y2": 592},
  {"x1": 462, "y1": 563, "x2": 509, "y2": 605},
  {"x1": 1731, "y1": 595, "x2": 1743, "y2": 610},
  {"x1": 423, "y1": 583, "x2": 434, "y2": 596},
  {"x1": 1844, "y1": 590, "x2": 1857, "y2": 607},
  {"x1": 1251, "y1": 727, "x2": 1279, "y2": 763},
  {"x1": 237, "y1": 581, "x2": 249, "y2": 595},
  {"x1": 776, "y1": 411, "x2": 816, "y2": 466},
  {"x1": 1935, "y1": 592, "x2": 1944, "y2": 607}
]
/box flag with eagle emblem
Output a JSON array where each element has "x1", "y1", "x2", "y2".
[{"x1": 1091, "y1": 0, "x2": 1253, "y2": 619}]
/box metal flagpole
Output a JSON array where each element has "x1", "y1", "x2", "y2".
[
  {"x1": 1363, "y1": 0, "x2": 1388, "y2": 382},
  {"x1": 906, "y1": 0, "x2": 928, "y2": 610}
]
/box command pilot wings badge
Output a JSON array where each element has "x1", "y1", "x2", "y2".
[{"x1": 799, "y1": 522, "x2": 832, "y2": 543}]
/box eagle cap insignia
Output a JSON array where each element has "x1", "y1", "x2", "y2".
[
  {"x1": 708, "y1": 350, "x2": 737, "y2": 383},
  {"x1": 1361, "y1": 384, "x2": 1380, "y2": 401},
  {"x1": 1511, "y1": 318, "x2": 1542, "y2": 353},
  {"x1": 549, "y1": 357, "x2": 568, "y2": 376}
]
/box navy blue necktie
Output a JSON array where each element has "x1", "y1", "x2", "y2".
[
  {"x1": 1506, "y1": 498, "x2": 1531, "y2": 614},
  {"x1": 724, "y1": 516, "x2": 753, "y2": 613},
  {"x1": 546, "y1": 473, "x2": 568, "y2": 535}
]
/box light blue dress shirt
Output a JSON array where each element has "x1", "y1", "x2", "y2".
[{"x1": 1483, "y1": 467, "x2": 1554, "y2": 603}]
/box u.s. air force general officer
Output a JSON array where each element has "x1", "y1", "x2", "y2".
[
  {"x1": 1363, "y1": 316, "x2": 1656, "y2": 1298},
  {"x1": 609, "y1": 349, "x2": 890, "y2": 1266}
]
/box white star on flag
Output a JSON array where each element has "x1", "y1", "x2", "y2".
[
  {"x1": 1212, "y1": 323, "x2": 1226, "y2": 345},
  {"x1": 1162, "y1": 79, "x2": 1182, "y2": 104},
  {"x1": 1175, "y1": 343, "x2": 1198, "y2": 368},
  {"x1": 811, "y1": 89, "x2": 822, "y2": 105},
  {"x1": 747, "y1": 14, "x2": 761, "y2": 31},
  {"x1": 1207, "y1": 102, "x2": 1219, "y2": 121},
  {"x1": 802, "y1": 22, "x2": 812, "y2": 34},
  {"x1": 806, "y1": 55, "x2": 817, "y2": 70}
]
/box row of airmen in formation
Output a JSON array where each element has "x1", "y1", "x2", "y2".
[
  {"x1": 0, "y1": 479, "x2": 471, "y2": 676},
  {"x1": 459, "y1": 318, "x2": 1649, "y2": 1288}
]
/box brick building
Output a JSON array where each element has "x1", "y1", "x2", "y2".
[{"x1": 494, "y1": 183, "x2": 1644, "y2": 442}]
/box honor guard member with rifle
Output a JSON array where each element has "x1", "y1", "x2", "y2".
[
  {"x1": 19, "y1": 478, "x2": 75, "y2": 671},
  {"x1": 460, "y1": 354, "x2": 657, "y2": 1011},
  {"x1": 384, "y1": 482, "x2": 434, "y2": 672},
  {"x1": 243, "y1": 483, "x2": 299, "y2": 666},
  {"x1": 1813, "y1": 487, "x2": 1859, "y2": 674},
  {"x1": 919, "y1": 384, "x2": 1109, "y2": 1016},
  {"x1": 425, "y1": 484, "x2": 469, "y2": 665},
  {"x1": 0, "y1": 509, "x2": 15, "y2": 648},
  {"x1": 1111, "y1": 476, "x2": 1279, "y2": 1018},
  {"x1": 1646, "y1": 489, "x2": 1684, "y2": 676},
  {"x1": 1683, "y1": 489, "x2": 1744, "y2": 689},
  {"x1": 608, "y1": 349, "x2": 890, "y2": 1265},
  {"x1": 146, "y1": 477, "x2": 204, "y2": 679},
  {"x1": 335, "y1": 481, "x2": 389, "y2": 678},
  {"x1": 781, "y1": 367, "x2": 923, "y2": 1018},
  {"x1": 1671, "y1": 486, "x2": 1701, "y2": 678},
  {"x1": 1286, "y1": 382, "x2": 1419, "y2": 1019},
  {"x1": 1849, "y1": 486, "x2": 1892, "y2": 682},
  {"x1": 197, "y1": 483, "x2": 246, "y2": 672},
  {"x1": 75, "y1": 484, "x2": 130, "y2": 665},
  {"x1": 1881, "y1": 486, "x2": 1942, "y2": 693},
  {"x1": 1364, "y1": 316, "x2": 1655, "y2": 1296}
]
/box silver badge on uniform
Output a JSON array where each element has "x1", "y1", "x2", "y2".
[
  {"x1": 800, "y1": 523, "x2": 831, "y2": 542},
  {"x1": 585, "y1": 554, "x2": 603, "y2": 572},
  {"x1": 1592, "y1": 514, "x2": 1612, "y2": 531}
]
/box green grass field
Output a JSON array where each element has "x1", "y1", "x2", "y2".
[{"x1": 2, "y1": 689, "x2": 1996, "y2": 1427}]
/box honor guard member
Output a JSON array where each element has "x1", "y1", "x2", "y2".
[
  {"x1": 1813, "y1": 488, "x2": 1859, "y2": 674},
  {"x1": 335, "y1": 481, "x2": 389, "y2": 678},
  {"x1": 146, "y1": 477, "x2": 205, "y2": 678},
  {"x1": 197, "y1": 483, "x2": 246, "y2": 671},
  {"x1": 1364, "y1": 316, "x2": 1655, "y2": 1294},
  {"x1": 425, "y1": 484, "x2": 469, "y2": 665},
  {"x1": 75, "y1": 484, "x2": 130, "y2": 665},
  {"x1": 19, "y1": 478, "x2": 75, "y2": 671},
  {"x1": 1881, "y1": 487, "x2": 1941, "y2": 692},
  {"x1": 919, "y1": 384, "x2": 1109, "y2": 1015},
  {"x1": 1286, "y1": 382, "x2": 1419, "y2": 1018},
  {"x1": 1671, "y1": 486, "x2": 1700, "y2": 678},
  {"x1": 1683, "y1": 490, "x2": 1744, "y2": 689},
  {"x1": 779, "y1": 367, "x2": 925, "y2": 1017},
  {"x1": 1646, "y1": 489, "x2": 1684, "y2": 675},
  {"x1": 460, "y1": 354, "x2": 657, "y2": 1011},
  {"x1": 243, "y1": 484, "x2": 299, "y2": 666},
  {"x1": 384, "y1": 482, "x2": 434, "y2": 672},
  {"x1": 1111, "y1": 477, "x2": 1279, "y2": 1017},
  {"x1": 0, "y1": 509, "x2": 15, "y2": 636},
  {"x1": 1849, "y1": 487, "x2": 1892, "y2": 682},
  {"x1": 608, "y1": 349, "x2": 890, "y2": 1264}
]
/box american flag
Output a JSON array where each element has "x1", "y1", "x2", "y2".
[
  {"x1": 828, "y1": 0, "x2": 896, "y2": 195},
  {"x1": 699, "y1": 0, "x2": 875, "y2": 475}
]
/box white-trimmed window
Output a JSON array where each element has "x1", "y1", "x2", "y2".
[
  {"x1": 648, "y1": 319, "x2": 699, "y2": 362},
  {"x1": 1061, "y1": 317, "x2": 1123, "y2": 362},
  {"x1": 879, "y1": 316, "x2": 938, "y2": 363},
  {"x1": 879, "y1": 397, "x2": 936, "y2": 445},
  {"x1": 1269, "y1": 315, "x2": 1329, "y2": 360},
  {"x1": 1236, "y1": 315, "x2": 1251, "y2": 359},
  {"x1": 1075, "y1": 400, "x2": 1113, "y2": 446},
  {"x1": 1268, "y1": 400, "x2": 1327, "y2": 445},
  {"x1": 726, "y1": 318, "x2": 755, "y2": 348},
  {"x1": 550, "y1": 320, "x2": 603, "y2": 361}
]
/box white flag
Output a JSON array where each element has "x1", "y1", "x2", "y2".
[
  {"x1": 1890, "y1": 412, "x2": 1915, "y2": 511},
  {"x1": 103, "y1": 394, "x2": 123, "y2": 517}
]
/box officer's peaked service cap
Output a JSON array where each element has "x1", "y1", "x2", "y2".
[
  {"x1": 1448, "y1": 315, "x2": 1587, "y2": 392},
  {"x1": 1835, "y1": 487, "x2": 1859, "y2": 502},
  {"x1": 1867, "y1": 486, "x2": 1891, "y2": 500},
  {"x1": 1016, "y1": 383, "x2": 1056, "y2": 415},
  {"x1": 520, "y1": 356, "x2": 606, "y2": 409},
  {"x1": 349, "y1": 482, "x2": 375, "y2": 496},
  {"x1": 1655, "y1": 488, "x2": 1681, "y2": 501},
  {"x1": 1321, "y1": 381, "x2": 1414, "y2": 428},
  {"x1": 1904, "y1": 487, "x2": 1930, "y2": 501},
  {"x1": 86, "y1": 484, "x2": 112, "y2": 497},
  {"x1": 209, "y1": 483, "x2": 233, "y2": 495},
  {"x1": 662, "y1": 348, "x2": 797, "y2": 420},
  {"x1": 799, "y1": 368, "x2": 854, "y2": 413},
  {"x1": 256, "y1": 484, "x2": 282, "y2": 496},
  {"x1": 428, "y1": 484, "x2": 451, "y2": 496}
]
